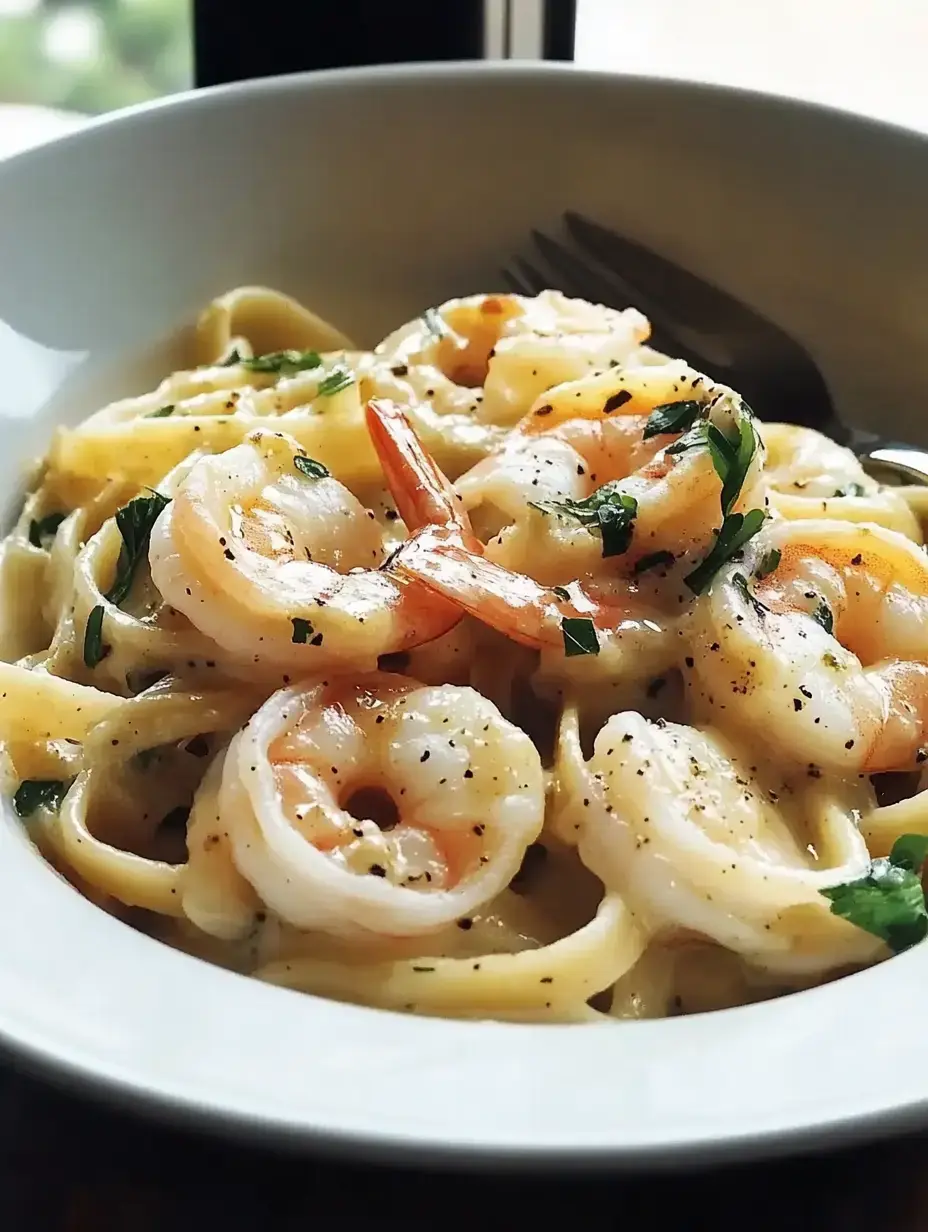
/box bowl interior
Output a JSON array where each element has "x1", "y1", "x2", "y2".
[{"x1": 0, "y1": 63, "x2": 927, "y2": 1164}]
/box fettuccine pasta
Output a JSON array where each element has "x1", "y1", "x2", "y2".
[{"x1": 3, "y1": 284, "x2": 927, "y2": 1024}]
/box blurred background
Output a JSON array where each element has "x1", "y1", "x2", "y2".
[
  {"x1": 1, "y1": 0, "x2": 928, "y2": 156},
  {"x1": 0, "y1": 0, "x2": 190, "y2": 115}
]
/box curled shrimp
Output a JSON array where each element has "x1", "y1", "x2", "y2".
[
  {"x1": 688, "y1": 518, "x2": 928, "y2": 773},
  {"x1": 368, "y1": 291, "x2": 652, "y2": 428},
  {"x1": 365, "y1": 399, "x2": 681, "y2": 693},
  {"x1": 763, "y1": 422, "x2": 921, "y2": 541},
  {"x1": 455, "y1": 365, "x2": 766, "y2": 583},
  {"x1": 572, "y1": 711, "x2": 881, "y2": 975},
  {"x1": 217, "y1": 674, "x2": 545, "y2": 936},
  {"x1": 148, "y1": 427, "x2": 462, "y2": 676}
]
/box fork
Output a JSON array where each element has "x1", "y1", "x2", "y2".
[{"x1": 502, "y1": 212, "x2": 928, "y2": 485}]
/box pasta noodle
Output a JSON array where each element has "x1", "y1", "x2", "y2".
[{"x1": 4, "y1": 285, "x2": 927, "y2": 1025}]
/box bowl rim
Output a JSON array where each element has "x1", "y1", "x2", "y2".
[{"x1": 2, "y1": 60, "x2": 928, "y2": 1170}]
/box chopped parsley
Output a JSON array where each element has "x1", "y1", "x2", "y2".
[
  {"x1": 28, "y1": 512, "x2": 66, "y2": 549},
  {"x1": 732, "y1": 571, "x2": 769, "y2": 618},
  {"x1": 754, "y1": 547, "x2": 781, "y2": 580},
  {"x1": 291, "y1": 617, "x2": 313, "y2": 644},
  {"x1": 561, "y1": 617, "x2": 599, "y2": 657},
  {"x1": 634, "y1": 550, "x2": 675, "y2": 575},
  {"x1": 106, "y1": 492, "x2": 170, "y2": 607},
  {"x1": 531, "y1": 483, "x2": 638, "y2": 558},
  {"x1": 421, "y1": 307, "x2": 446, "y2": 337},
  {"x1": 706, "y1": 412, "x2": 759, "y2": 517},
  {"x1": 684, "y1": 509, "x2": 767, "y2": 595},
  {"x1": 821, "y1": 833, "x2": 928, "y2": 953},
  {"x1": 665, "y1": 422, "x2": 708, "y2": 456},
  {"x1": 642, "y1": 399, "x2": 703, "y2": 440},
  {"x1": 83, "y1": 604, "x2": 106, "y2": 667},
  {"x1": 812, "y1": 600, "x2": 834, "y2": 635},
  {"x1": 222, "y1": 348, "x2": 323, "y2": 376},
  {"x1": 146, "y1": 404, "x2": 175, "y2": 419},
  {"x1": 293, "y1": 455, "x2": 330, "y2": 480},
  {"x1": 833, "y1": 482, "x2": 866, "y2": 498},
  {"x1": 13, "y1": 779, "x2": 68, "y2": 818},
  {"x1": 316, "y1": 367, "x2": 354, "y2": 397}
]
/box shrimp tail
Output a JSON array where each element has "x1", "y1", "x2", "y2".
[{"x1": 366, "y1": 399, "x2": 472, "y2": 536}]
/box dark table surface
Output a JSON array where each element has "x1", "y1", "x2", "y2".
[{"x1": 2, "y1": 1062, "x2": 927, "y2": 1230}]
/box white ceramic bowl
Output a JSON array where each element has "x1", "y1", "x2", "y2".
[{"x1": 1, "y1": 63, "x2": 928, "y2": 1169}]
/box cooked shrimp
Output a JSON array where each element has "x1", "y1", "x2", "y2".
[
  {"x1": 455, "y1": 366, "x2": 766, "y2": 583},
  {"x1": 763, "y1": 422, "x2": 921, "y2": 540},
  {"x1": 688, "y1": 518, "x2": 928, "y2": 773},
  {"x1": 218, "y1": 674, "x2": 545, "y2": 936},
  {"x1": 148, "y1": 427, "x2": 462, "y2": 676},
  {"x1": 365, "y1": 399, "x2": 681, "y2": 689},
  {"x1": 573, "y1": 712, "x2": 882, "y2": 975},
  {"x1": 367, "y1": 290, "x2": 652, "y2": 428}
]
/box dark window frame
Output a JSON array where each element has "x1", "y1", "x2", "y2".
[{"x1": 193, "y1": 0, "x2": 575, "y2": 88}]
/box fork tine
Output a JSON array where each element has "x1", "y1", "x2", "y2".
[
  {"x1": 526, "y1": 228, "x2": 708, "y2": 369},
  {"x1": 529, "y1": 229, "x2": 635, "y2": 311},
  {"x1": 564, "y1": 212, "x2": 781, "y2": 339},
  {"x1": 510, "y1": 256, "x2": 551, "y2": 296},
  {"x1": 500, "y1": 263, "x2": 536, "y2": 295}
]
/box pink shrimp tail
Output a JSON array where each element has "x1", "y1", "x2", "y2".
[{"x1": 365, "y1": 399, "x2": 474, "y2": 539}]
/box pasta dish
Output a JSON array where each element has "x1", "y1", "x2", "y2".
[{"x1": 3, "y1": 285, "x2": 928, "y2": 1024}]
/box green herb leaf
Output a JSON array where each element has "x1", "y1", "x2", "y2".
[
  {"x1": 707, "y1": 414, "x2": 758, "y2": 517},
  {"x1": 293, "y1": 456, "x2": 330, "y2": 480},
  {"x1": 28, "y1": 512, "x2": 66, "y2": 549},
  {"x1": 291, "y1": 617, "x2": 314, "y2": 644},
  {"x1": 812, "y1": 600, "x2": 834, "y2": 635},
  {"x1": 665, "y1": 422, "x2": 708, "y2": 456},
  {"x1": 684, "y1": 508, "x2": 767, "y2": 595},
  {"x1": 642, "y1": 400, "x2": 703, "y2": 440},
  {"x1": 821, "y1": 833, "x2": 928, "y2": 953},
  {"x1": 531, "y1": 483, "x2": 638, "y2": 559},
  {"x1": 13, "y1": 779, "x2": 67, "y2": 818},
  {"x1": 633, "y1": 550, "x2": 675, "y2": 575},
  {"x1": 561, "y1": 617, "x2": 600, "y2": 657},
  {"x1": 732, "y1": 571, "x2": 770, "y2": 619},
  {"x1": 106, "y1": 492, "x2": 170, "y2": 607},
  {"x1": 422, "y1": 307, "x2": 446, "y2": 337},
  {"x1": 83, "y1": 604, "x2": 106, "y2": 667},
  {"x1": 755, "y1": 547, "x2": 781, "y2": 580},
  {"x1": 890, "y1": 834, "x2": 928, "y2": 872},
  {"x1": 550, "y1": 585, "x2": 571, "y2": 601},
  {"x1": 316, "y1": 367, "x2": 354, "y2": 397},
  {"x1": 225, "y1": 349, "x2": 323, "y2": 376},
  {"x1": 146, "y1": 404, "x2": 175, "y2": 419},
  {"x1": 220, "y1": 346, "x2": 243, "y2": 366},
  {"x1": 833, "y1": 482, "x2": 866, "y2": 498}
]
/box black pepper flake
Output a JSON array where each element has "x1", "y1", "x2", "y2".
[
  {"x1": 918, "y1": 749, "x2": 928, "y2": 763},
  {"x1": 456, "y1": 918, "x2": 473, "y2": 931},
  {"x1": 391, "y1": 364, "x2": 408, "y2": 377},
  {"x1": 622, "y1": 733, "x2": 633, "y2": 743},
  {"x1": 602, "y1": 389, "x2": 633, "y2": 414},
  {"x1": 368, "y1": 864, "x2": 387, "y2": 877},
  {"x1": 685, "y1": 656, "x2": 695, "y2": 668},
  {"x1": 793, "y1": 698, "x2": 803, "y2": 711},
  {"x1": 223, "y1": 548, "x2": 235, "y2": 560},
  {"x1": 845, "y1": 739, "x2": 855, "y2": 749},
  {"x1": 472, "y1": 824, "x2": 485, "y2": 836},
  {"x1": 412, "y1": 966, "x2": 435, "y2": 973},
  {"x1": 535, "y1": 403, "x2": 553, "y2": 416},
  {"x1": 463, "y1": 768, "x2": 474, "y2": 779},
  {"x1": 539, "y1": 976, "x2": 554, "y2": 984},
  {"x1": 851, "y1": 553, "x2": 863, "y2": 566}
]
